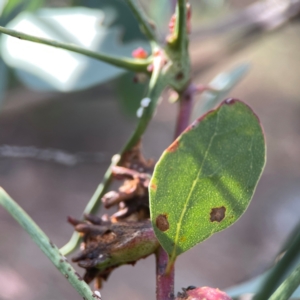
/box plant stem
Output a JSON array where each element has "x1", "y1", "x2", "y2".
[
  {"x1": 124, "y1": 0, "x2": 157, "y2": 47},
  {"x1": 156, "y1": 247, "x2": 175, "y2": 300},
  {"x1": 0, "y1": 188, "x2": 97, "y2": 300},
  {"x1": 173, "y1": 0, "x2": 187, "y2": 51},
  {"x1": 254, "y1": 230, "x2": 300, "y2": 300},
  {"x1": 61, "y1": 53, "x2": 167, "y2": 256},
  {"x1": 0, "y1": 26, "x2": 151, "y2": 73},
  {"x1": 269, "y1": 265, "x2": 300, "y2": 300},
  {"x1": 174, "y1": 84, "x2": 196, "y2": 137}
]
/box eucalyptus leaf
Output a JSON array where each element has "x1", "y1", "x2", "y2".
[
  {"x1": 226, "y1": 262, "x2": 300, "y2": 299},
  {"x1": 0, "y1": 7, "x2": 150, "y2": 92},
  {"x1": 150, "y1": 99, "x2": 266, "y2": 267},
  {"x1": 0, "y1": 57, "x2": 8, "y2": 109},
  {"x1": 1, "y1": 0, "x2": 44, "y2": 21},
  {"x1": 148, "y1": 0, "x2": 172, "y2": 37},
  {"x1": 192, "y1": 63, "x2": 249, "y2": 119},
  {"x1": 81, "y1": 0, "x2": 148, "y2": 42},
  {"x1": 116, "y1": 71, "x2": 149, "y2": 116}
]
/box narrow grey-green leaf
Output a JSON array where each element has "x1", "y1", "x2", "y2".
[
  {"x1": 192, "y1": 63, "x2": 249, "y2": 119},
  {"x1": 1, "y1": 8, "x2": 150, "y2": 92},
  {"x1": 150, "y1": 99, "x2": 266, "y2": 267}
]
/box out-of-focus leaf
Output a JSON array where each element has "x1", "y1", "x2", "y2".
[
  {"x1": 148, "y1": 0, "x2": 172, "y2": 37},
  {"x1": 192, "y1": 63, "x2": 249, "y2": 119},
  {"x1": 116, "y1": 72, "x2": 149, "y2": 116},
  {"x1": 0, "y1": 57, "x2": 8, "y2": 108},
  {"x1": 77, "y1": 0, "x2": 147, "y2": 42},
  {"x1": 226, "y1": 263, "x2": 300, "y2": 299},
  {"x1": 0, "y1": 7, "x2": 150, "y2": 92},
  {"x1": 150, "y1": 99, "x2": 265, "y2": 267},
  {"x1": 227, "y1": 222, "x2": 300, "y2": 299},
  {"x1": 0, "y1": 0, "x2": 45, "y2": 27},
  {"x1": 1, "y1": 0, "x2": 44, "y2": 17}
]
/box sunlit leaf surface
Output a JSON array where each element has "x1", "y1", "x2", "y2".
[
  {"x1": 150, "y1": 99, "x2": 266, "y2": 266},
  {"x1": 0, "y1": 8, "x2": 150, "y2": 92}
]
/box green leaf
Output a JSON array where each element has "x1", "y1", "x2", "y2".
[
  {"x1": 115, "y1": 71, "x2": 149, "y2": 116},
  {"x1": 150, "y1": 99, "x2": 266, "y2": 268},
  {"x1": 0, "y1": 8, "x2": 150, "y2": 92},
  {"x1": 0, "y1": 0, "x2": 45, "y2": 34},
  {"x1": 192, "y1": 63, "x2": 249, "y2": 119}
]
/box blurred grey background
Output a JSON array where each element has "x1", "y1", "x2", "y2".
[{"x1": 1, "y1": 0, "x2": 300, "y2": 299}]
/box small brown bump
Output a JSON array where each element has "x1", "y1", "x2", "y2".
[
  {"x1": 49, "y1": 240, "x2": 55, "y2": 248},
  {"x1": 59, "y1": 259, "x2": 64, "y2": 263},
  {"x1": 65, "y1": 274, "x2": 69, "y2": 279},
  {"x1": 156, "y1": 214, "x2": 169, "y2": 231},
  {"x1": 175, "y1": 72, "x2": 184, "y2": 80},
  {"x1": 210, "y1": 206, "x2": 226, "y2": 222},
  {"x1": 68, "y1": 267, "x2": 71, "y2": 271},
  {"x1": 166, "y1": 140, "x2": 179, "y2": 152},
  {"x1": 150, "y1": 183, "x2": 157, "y2": 191},
  {"x1": 75, "y1": 271, "x2": 83, "y2": 281}
]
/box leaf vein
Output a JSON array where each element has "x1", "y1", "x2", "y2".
[{"x1": 171, "y1": 111, "x2": 220, "y2": 259}]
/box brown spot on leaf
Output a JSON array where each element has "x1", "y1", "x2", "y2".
[
  {"x1": 210, "y1": 206, "x2": 226, "y2": 222},
  {"x1": 150, "y1": 183, "x2": 157, "y2": 191},
  {"x1": 166, "y1": 140, "x2": 179, "y2": 152},
  {"x1": 180, "y1": 236, "x2": 186, "y2": 242},
  {"x1": 156, "y1": 214, "x2": 169, "y2": 231}
]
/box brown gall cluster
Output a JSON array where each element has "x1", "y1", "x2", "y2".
[{"x1": 69, "y1": 142, "x2": 156, "y2": 288}]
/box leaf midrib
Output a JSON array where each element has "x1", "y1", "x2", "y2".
[{"x1": 170, "y1": 111, "x2": 220, "y2": 260}]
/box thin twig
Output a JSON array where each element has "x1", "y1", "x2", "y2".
[
  {"x1": 174, "y1": 84, "x2": 196, "y2": 137},
  {"x1": 156, "y1": 247, "x2": 175, "y2": 300},
  {"x1": 60, "y1": 53, "x2": 167, "y2": 256},
  {"x1": 124, "y1": 0, "x2": 158, "y2": 46},
  {"x1": 0, "y1": 26, "x2": 151, "y2": 73},
  {"x1": 0, "y1": 188, "x2": 98, "y2": 300}
]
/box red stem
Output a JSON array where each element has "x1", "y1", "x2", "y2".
[
  {"x1": 174, "y1": 84, "x2": 196, "y2": 138},
  {"x1": 156, "y1": 247, "x2": 175, "y2": 300}
]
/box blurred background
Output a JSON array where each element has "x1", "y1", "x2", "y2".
[{"x1": 0, "y1": 0, "x2": 300, "y2": 299}]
